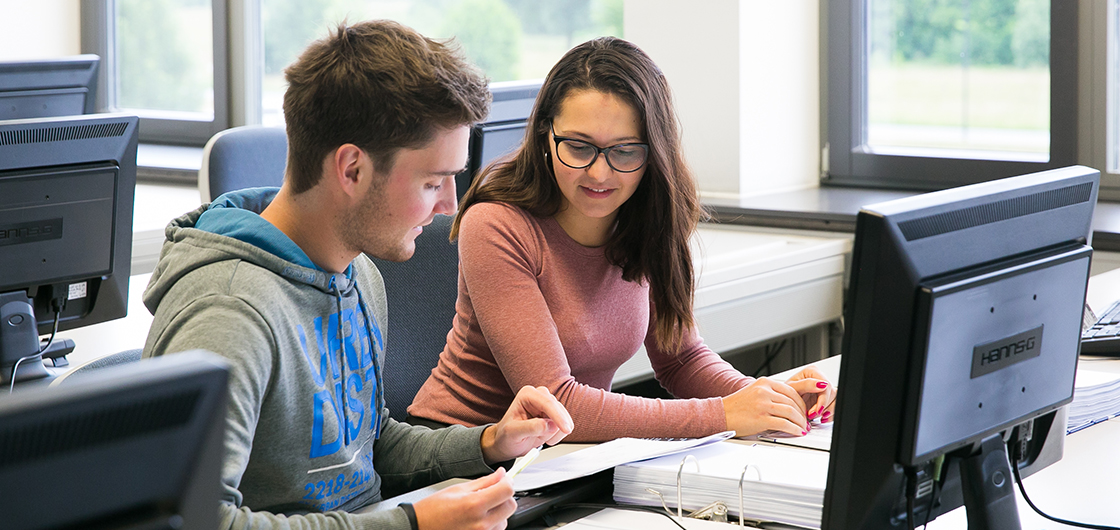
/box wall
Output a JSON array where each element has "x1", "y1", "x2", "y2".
[
  {"x1": 624, "y1": 0, "x2": 820, "y2": 199},
  {"x1": 0, "y1": 0, "x2": 82, "y2": 60}
]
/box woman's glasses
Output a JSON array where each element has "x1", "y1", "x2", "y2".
[{"x1": 550, "y1": 124, "x2": 649, "y2": 173}]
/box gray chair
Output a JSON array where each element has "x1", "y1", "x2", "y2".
[
  {"x1": 371, "y1": 214, "x2": 461, "y2": 422},
  {"x1": 199, "y1": 125, "x2": 288, "y2": 202},
  {"x1": 49, "y1": 348, "x2": 143, "y2": 387}
]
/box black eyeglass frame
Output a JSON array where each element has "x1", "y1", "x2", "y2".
[{"x1": 549, "y1": 123, "x2": 650, "y2": 173}]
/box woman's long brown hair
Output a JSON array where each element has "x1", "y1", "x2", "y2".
[{"x1": 452, "y1": 37, "x2": 705, "y2": 353}]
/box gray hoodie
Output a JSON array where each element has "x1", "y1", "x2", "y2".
[{"x1": 142, "y1": 188, "x2": 493, "y2": 530}]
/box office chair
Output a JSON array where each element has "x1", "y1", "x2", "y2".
[
  {"x1": 49, "y1": 348, "x2": 143, "y2": 387},
  {"x1": 199, "y1": 125, "x2": 288, "y2": 203},
  {"x1": 371, "y1": 214, "x2": 461, "y2": 422}
]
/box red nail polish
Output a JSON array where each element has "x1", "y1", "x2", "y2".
[
  {"x1": 808, "y1": 410, "x2": 819, "y2": 420},
  {"x1": 822, "y1": 411, "x2": 831, "y2": 420},
  {"x1": 801, "y1": 430, "x2": 808, "y2": 436},
  {"x1": 816, "y1": 381, "x2": 828, "y2": 389}
]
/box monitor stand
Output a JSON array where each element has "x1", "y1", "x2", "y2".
[
  {"x1": 0, "y1": 291, "x2": 50, "y2": 385},
  {"x1": 959, "y1": 434, "x2": 1022, "y2": 530}
]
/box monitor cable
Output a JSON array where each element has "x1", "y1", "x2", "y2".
[
  {"x1": 7, "y1": 297, "x2": 63, "y2": 395},
  {"x1": 1010, "y1": 445, "x2": 1118, "y2": 530},
  {"x1": 752, "y1": 339, "x2": 788, "y2": 378}
]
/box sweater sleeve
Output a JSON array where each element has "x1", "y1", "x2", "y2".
[
  {"x1": 459, "y1": 204, "x2": 736, "y2": 441},
  {"x1": 372, "y1": 416, "x2": 494, "y2": 498},
  {"x1": 146, "y1": 296, "x2": 424, "y2": 530},
  {"x1": 644, "y1": 300, "x2": 754, "y2": 400}
]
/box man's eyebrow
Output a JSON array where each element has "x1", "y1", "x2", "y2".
[{"x1": 431, "y1": 166, "x2": 467, "y2": 177}]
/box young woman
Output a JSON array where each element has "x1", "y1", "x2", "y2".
[{"x1": 408, "y1": 37, "x2": 836, "y2": 442}]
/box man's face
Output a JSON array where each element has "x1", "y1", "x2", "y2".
[{"x1": 344, "y1": 125, "x2": 468, "y2": 262}]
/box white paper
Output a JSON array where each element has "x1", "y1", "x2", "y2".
[
  {"x1": 511, "y1": 431, "x2": 735, "y2": 492},
  {"x1": 748, "y1": 421, "x2": 834, "y2": 452},
  {"x1": 1068, "y1": 368, "x2": 1120, "y2": 433}
]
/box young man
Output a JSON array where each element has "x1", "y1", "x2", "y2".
[{"x1": 142, "y1": 20, "x2": 572, "y2": 530}]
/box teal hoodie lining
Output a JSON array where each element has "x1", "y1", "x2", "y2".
[{"x1": 195, "y1": 187, "x2": 352, "y2": 278}]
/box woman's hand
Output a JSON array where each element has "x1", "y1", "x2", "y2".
[
  {"x1": 785, "y1": 365, "x2": 837, "y2": 423},
  {"x1": 721, "y1": 370, "x2": 836, "y2": 437}
]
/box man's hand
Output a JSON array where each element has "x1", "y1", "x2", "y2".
[
  {"x1": 480, "y1": 386, "x2": 573, "y2": 465},
  {"x1": 413, "y1": 468, "x2": 516, "y2": 530}
]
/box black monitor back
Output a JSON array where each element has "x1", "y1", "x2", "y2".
[
  {"x1": 823, "y1": 165, "x2": 1099, "y2": 529},
  {"x1": 0, "y1": 113, "x2": 137, "y2": 336},
  {"x1": 0, "y1": 351, "x2": 228, "y2": 530},
  {"x1": 0, "y1": 55, "x2": 99, "y2": 120},
  {"x1": 457, "y1": 80, "x2": 541, "y2": 199}
]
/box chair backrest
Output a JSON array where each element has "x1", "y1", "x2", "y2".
[
  {"x1": 49, "y1": 348, "x2": 143, "y2": 387},
  {"x1": 370, "y1": 214, "x2": 460, "y2": 422},
  {"x1": 199, "y1": 126, "x2": 288, "y2": 203}
]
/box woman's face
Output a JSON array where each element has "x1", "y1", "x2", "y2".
[{"x1": 548, "y1": 89, "x2": 646, "y2": 246}]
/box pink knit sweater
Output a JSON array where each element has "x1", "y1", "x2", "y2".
[{"x1": 408, "y1": 202, "x2": 753, "y2": 441}]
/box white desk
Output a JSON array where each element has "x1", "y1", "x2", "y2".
[{"x1": 131, "y1": 183, "x2": 201, "y2": 275}]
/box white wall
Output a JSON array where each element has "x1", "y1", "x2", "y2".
[
  {"x1": 625, "y1": 0, "x2": 820, "y2": 199},
  {"x1": 0, "y1": 0, "x2": 82, "y2": 61}
]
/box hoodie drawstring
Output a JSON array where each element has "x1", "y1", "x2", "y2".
[
  {"x1": 355, "y1": 286, "x2": 383, "y2": 440},
  {"x1": 328, "y1": 275, "x2": 383, "y2": 446},
  {"x1": 329, "y1": 276, "x2": 351, "y2": 447}
]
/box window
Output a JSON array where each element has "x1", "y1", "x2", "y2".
[
  {"x1": 82, "y1": 0, "x2": 229, "y2": 145},
  {"x1": 82, "y1": 0, "x2": 620, "y2": 144},
  {"x1": 258, "y1": 0, "x2": 622, "y2": 126},
  {"x1": 825, "y1": 0, "x2": 1077, "y2": 189}
]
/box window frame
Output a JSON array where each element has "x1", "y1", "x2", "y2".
[
  {"x1": 824, "y1": 0, "x2": 1079, "y2": 191},
  {"x1": 81, "y1": 0, "x2": 231, "y2": 146}
]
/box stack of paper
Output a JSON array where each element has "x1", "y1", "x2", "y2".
[
  {"x1": 613, "y1": 442, "x2": 827, "y2": 529},
  {"x1": 1068, "y1": 368, "x2": 1120, "y2": 433}
]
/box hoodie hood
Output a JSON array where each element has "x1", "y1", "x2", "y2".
[{"x1": 144, "y1": 187, "x2": 350, "y2": 314}]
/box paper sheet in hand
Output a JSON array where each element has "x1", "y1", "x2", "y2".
[{"x1": 511, "y1": 431, "x2": 734, "y2": 492}]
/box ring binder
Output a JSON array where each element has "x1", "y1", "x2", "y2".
[
  {"x1": 676, "y1": 455, "x2": 701, "y2": 518},
  {"x1": 738, "y1": 463, "x2": 762, "y2": 527},
  {"x1": 613, "y1": 440, "x2": 828, "y2": 527}
]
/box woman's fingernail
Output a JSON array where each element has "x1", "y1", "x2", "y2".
[
  {"x1": 816, "y1": 381, "x2": 828, "y2": 389},
  {"x1": 801, "y1": 430, "x2": 808, "y2": 436},
  {"x1": 807, "y1": 409, "x2": 819, "y2": 420},
  {"x1": 822, "y1": 411, "x2": 831, "y2": 421}
]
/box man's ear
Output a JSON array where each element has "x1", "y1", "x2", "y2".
[{"x1": 330, "y1": 144, "x2": 367, "y2": 198}]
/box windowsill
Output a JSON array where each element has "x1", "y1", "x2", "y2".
[
  {"x1": 133, "y1": 140, "x2": 1120, "y2": 254},
  {"x1": 137, "y1": 143, "x2": 202, "y2": 185},
  {"x1": 705, "y1": 185, "x2": 1120, "y2": 253}
]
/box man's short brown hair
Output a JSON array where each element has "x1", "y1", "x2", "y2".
[{"x1": 282, "y1": 20, "x2": 491, "y2": 193}]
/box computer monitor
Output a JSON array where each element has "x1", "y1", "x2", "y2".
[
  {"x1": 0, "y1": 350, "x2": 228, "y2": 530},
  {"x1": 822, "y1": 165, "x2": 1099, "y2": 529},
  {"x1": 457, "y1": 79, "x2": 542, "y2": 199},
  {"x1": 0, "y1": 114, "x2": 138, "y2": 384},
  {"x1": 0, "y1": 55, "x2": 100, "y2": 120}
]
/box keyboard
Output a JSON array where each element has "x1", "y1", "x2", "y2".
[{"x1": 1081, "y1": 299, "x2": 1120, "y2": 356}]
